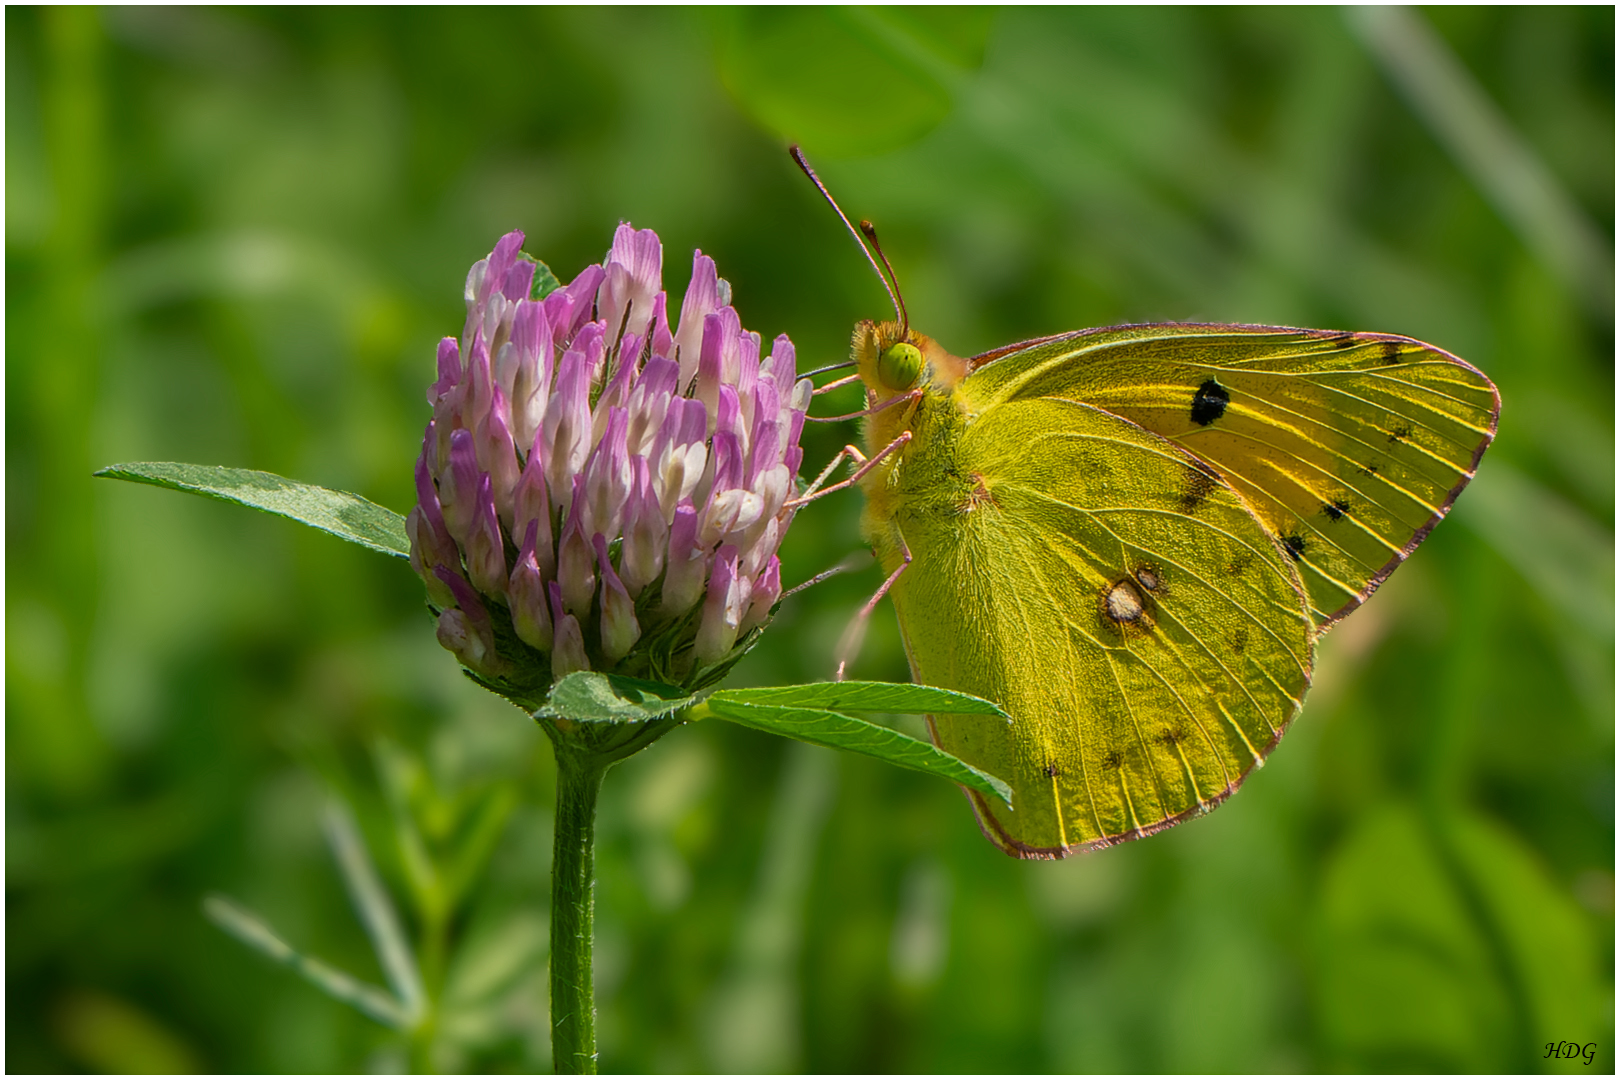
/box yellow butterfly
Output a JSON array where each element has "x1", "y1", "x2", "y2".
[{"x1": 793, "y1": 150, "x2": 1500, "y2": 859}]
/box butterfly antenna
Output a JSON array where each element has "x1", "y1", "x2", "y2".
[
  {"x1": 859, "y1": 220, "x2": 909, "y2": 337},
  {"x1": 803, "y1": 358, "x2": 857, "y2": 379},
  {"x1": 789, "y1": 145, "x2": 903, "y2": 324}
]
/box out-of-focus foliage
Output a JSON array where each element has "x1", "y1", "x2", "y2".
[
  {"x1": 718, "y1": 8, "x2": 997, "y2": 157},
  {"x1": 7, "y1": 7, "x2": 1611, "y2": 1073}
]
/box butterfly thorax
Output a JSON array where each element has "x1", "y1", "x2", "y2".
[{"x1": 851, "y1": 319, "x2": 981, "y2": 560}]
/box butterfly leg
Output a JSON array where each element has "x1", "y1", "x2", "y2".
[
  {"x1": 797, "y1": 443, "x2": 867, "y2": 502},
  {"x1": 779, "y1": 549, "x2": 874, "y2": 604},
  {"x1": 834, "y1": 533, "x2": 912, "y2": 681},
  {"x1": 784, "y1": 431, "x2": 912, "y2": 511},
  {"x1": 804, "y1": 388, "x2": 923, "y2": 424},
  {"x1": 811, "y1": 372, "x2": 864, "y2": 395}
]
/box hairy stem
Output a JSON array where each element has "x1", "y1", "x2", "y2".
[{"x1": 550, "y1": 746, "x2": 605, "y2": 1074}]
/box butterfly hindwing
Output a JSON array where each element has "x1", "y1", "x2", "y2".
[
  {"x1": 870, "y1": 393, "x2": 1315, "y2": 856},
  {"x1": 963, "y1": 324, "x2": 1501, "y2": 627}
]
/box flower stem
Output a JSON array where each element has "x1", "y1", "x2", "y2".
[{"x1": 550, "y1": 745, "x2": 605, "y2": 1074}]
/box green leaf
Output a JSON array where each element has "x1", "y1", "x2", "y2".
[
  {"x1": 716, "y1": 8, "x2": 995, "y2": 157},
  {"x1": 1315, "y1": 803, "x2": 1512, "y2": 1071},
  {"x1": 203, "y1": 894, "x2": 410, "y2": 1030},
  {"x1": 1447, "y1": 810, "x2": 1603, "y2": 1073},
  {"x1": 534, "y1": 671, "x2": 704, "y2": 724},
  {"x1": 699, "y1": 698, "x2": 1012, "y2": 807},
  {"x1": 1314, "y1": 801, "x2": 1604, "y2": 1072},
  {"x1": 715, "y1": 680, "x2": 1008, "y2": 717},
  {"x1": 96, "y1": 462, "x2": 409, "y2": 559},
  {"x1": 874, "y1": 6, "x2": 996, "y2": 69}
]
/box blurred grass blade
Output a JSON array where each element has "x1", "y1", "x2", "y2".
[
  {"x1": 96, "y1": 462, "x2": 409, "y2": 559},
  {"x1": 442, "y1": 911, "x2": 548, "y2": 1017},
  {"x1": 534, "y1": 670, "x2": 705, "y2": 724},
  {"x1": 203, "y1": 894, "x2": 409, "y2": 1030},
  {"x1": 371, "y1": 741, "x2": 445, "y2": 922},
  {"x1": 323, "y1": 800, "x2": 426, "y2": 1023},
  {"x1": 1348, "y1": 7, "x2": 1614, "y2": 320},
  {"x1": 699, "y1": 699, "x2": 1012, "y2": 807},
  {"x1": 705, "y1": 741, "x2": 836, "y2": 1072},
  {"x1": 443, "y1": 785, "x2": 520, "y2": 911},
  {"x1": 716, "y1": 681, "x2": 1008, "y2": 717},
  {"x1": 1453, "y1": 462, "x2": 1614, "y2": 641}
]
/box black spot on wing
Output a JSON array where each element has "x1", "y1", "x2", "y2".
[
  {"x1": 1380, "y1": 339, "x2": 1404, "y2": 365},
  {"x1": 1190, "y1": 379, "x2": 1230, "y2": 425},
  {"x1": 1387, "y1": 422, "x2": 1413, "y2": 444},
  {"x1": 1044, "y1": 761, "x2": 1061, "y2": 779},
  {"x1": 1329, "y1": 333, "x2": 1358, "y2": 350},
  {"x1": 1177, "y1": 462, "x2": 1220, "y2": 514},
  {"x1": 1281, "y1": 533, "x2": 1307, "y2": 561},
  {"x1": 1228, "y1": 627, "x2": 1250, "y2": 655},
  {"x1": 1321, "y1": 497, "x2": 1351, "y2": 522}
]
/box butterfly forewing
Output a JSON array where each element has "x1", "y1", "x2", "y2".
[
  {"x1": 876, "y1": 396, "x2": 1315, "y2": 856},
  {"x1": 964, "y1": 325, "x2": 1500, "y2": 627}
]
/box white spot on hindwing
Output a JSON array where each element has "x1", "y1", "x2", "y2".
[{"x1": 1105, "y1": 580, "x2": 1145, "y2": 623}]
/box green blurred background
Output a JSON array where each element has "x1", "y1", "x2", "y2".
[{"x1": 7, "y1": 6, "x2": 1613, "y2": 1073}]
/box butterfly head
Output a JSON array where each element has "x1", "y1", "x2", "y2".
[{"x1": 854, "y1": 319, "x2": 969, "y2": 398}]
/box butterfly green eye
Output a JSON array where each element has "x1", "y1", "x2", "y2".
[{"x1": 877, "y1": 342, "x2": 924, "y2": 390}]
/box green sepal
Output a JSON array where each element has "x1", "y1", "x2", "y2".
[
  {"x1": 525, "y1": 254, "x2": 562, "y2": 300},
  {"x1": 535, "y1": 671, "x2": 704, "y2": 725},
  {"x1": 95, "y1": 462, "x2": 409, "y2": 559}
]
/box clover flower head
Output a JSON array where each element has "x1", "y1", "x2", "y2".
[{"x1": 408, "y1": 226, "x2": 810, "y2": 701}]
